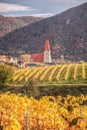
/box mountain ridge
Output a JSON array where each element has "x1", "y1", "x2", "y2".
[
  {"x1": 0, "y1": 2, "x2": 87, "y2": 61},
  {"x1": 0, "y1": 16, "x2": 43, "y2": 38}
]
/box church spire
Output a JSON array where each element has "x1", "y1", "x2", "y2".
[
  {"x1": 44, "y1": 40, "x2": 50, "y2": 52},
  {"x1": 44, "y1": 40, "x2": 52, "y2": 64}
]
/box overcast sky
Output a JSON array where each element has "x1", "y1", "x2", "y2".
[{"x1": 0, "y1": 0, "x2": 87, "y2": 17}]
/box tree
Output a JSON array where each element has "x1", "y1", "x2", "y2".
[{"x1": 0, "y1": 65, "x2": 13, "y2": 86}]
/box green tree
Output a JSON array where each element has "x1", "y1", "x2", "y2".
[{"x1": 0, "y1": 65, "x2": 13, "y2": 86}]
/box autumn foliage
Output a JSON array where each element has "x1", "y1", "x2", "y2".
[{"x1": 0, "y1": 93, "x2": 87, "y2": 130}]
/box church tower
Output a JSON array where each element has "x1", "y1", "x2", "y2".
[{"x1": 44, "y1": 40, "x2": 52, "y2": 64}]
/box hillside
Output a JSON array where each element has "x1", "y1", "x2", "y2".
[
  {"x1": 1, "y1": 63, "x2": 87, "y2": 96},
  {"x1": 1, "y1": 63, "x2": 87, "y2": 97},
  {"x1": 12, "y1": 63, "x2": 87, "y2": 86},
  {"x1": 0, "y1": 3, "x2": 87, "y2": 61},
  {"x1": 0, "y1": 16, "x2": 42, "y2": 38}
]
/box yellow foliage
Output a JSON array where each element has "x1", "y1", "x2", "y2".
[{"x1": 0, "y1": 93, "x2": 87, "y2": 129}]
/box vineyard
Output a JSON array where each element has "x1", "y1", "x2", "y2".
[
  {"x1": 0, "y1": 93, "x2": 87, "y2": 130},
  {"x1": 12, "y1": 63, "x2": 87, "y2": 85}
]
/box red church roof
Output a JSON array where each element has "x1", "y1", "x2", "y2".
[
  {"x1": 31, "y1": 53, "x2": 44, "y2": 63},
  {"x1": 44, "y1": 40, "x2": 50, "y2": 51}
]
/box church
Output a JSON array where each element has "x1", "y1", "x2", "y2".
[
  {"x1": 31, "y1": 40, "x2": 52, "y2": 64},
  {"x1": 20, "y1": 40, "x2": 52, "y2": 64}
]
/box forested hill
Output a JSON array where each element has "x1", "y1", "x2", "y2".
[
  {"x1": 0, "y1": 16, "x2": 42, "y2": 37},
  {"x1": 0, "y1": 2, "x2": 87, "y2": 61}
]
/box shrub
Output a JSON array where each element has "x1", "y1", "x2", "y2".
[{"x1": 24, "y1": 78, "x2": 39, "y2": 98}]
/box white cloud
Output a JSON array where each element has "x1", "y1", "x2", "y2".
[
  {"x1": 46, "y1": 0, "x2": 87, "y2": 4},
  {"x1": 48, "y1": 0, "x2": 87, "y2": 1},
  {"x1": 31, "y1": 13, "x2": 55, "y2": 18},
  {"x1": 0, "y1": 3, "x2": 33, "y2": 12}
]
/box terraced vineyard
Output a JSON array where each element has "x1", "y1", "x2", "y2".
[{"x1": 12, "y1": 63, "x2": 87, "y2": 85}]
